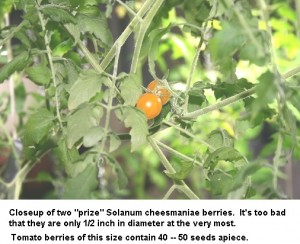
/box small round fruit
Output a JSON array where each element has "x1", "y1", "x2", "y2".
[
  {"x1": 136, "y1": 93, "x2": 162, "y2": 119},
  {"x1": 147, "y1": 80, "x2": 171, "y2": 105}
]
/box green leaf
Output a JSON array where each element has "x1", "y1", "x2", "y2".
[
  {"x1": 64, "y1": 23, "x2": 80, "y2": 42},
  {"x1": 42, "y1": 7, "x2": 76, "y2": 23},
  {"x1": 25, "y1": 65, "x2": 51, "y2": 86},
  {"x1": 23, "y1": 108, "x2": 55, "y2": 145},
  {"x1": 118, "y1": 107, "x2": 148, "y2": 151},
  {"x1": 188, "y1": 84, "x2": 206, "y2": 112},
  {"x1": 66, "y1": 105, "x2": 103, "y2": 148},
  {"x1": 206, "y1": 170, "x2": 234, "y2": 196},
  {"x1": 68, "y1": 70, "x2": 104, "y2": 110},
  {"x1": 209, "y1": 22, "x2": 247, "y2": 63},
  {"x1": 69, "y1": 0, "x2": 99, "y2": 8},
  {"x1": 206, "y1": 129, "x2": 234, "y2": 152},
  {"x1": 119, "y1": 74, "x2": 142, "y2": 106},
  {"x1": 35, "y1": 171, "x2": 53, "y2": 182},
  {"x1": 165, "y1": 161, "x2": 194, "y2": 180},
  {"x1": 83, "y1": 127, "x2": 105, "y2": 148},
  {"x1": 14, "y1": 28, "x2": 31, "y2": 48},
  {"x1": 213, "y1": 78, "x2": 253, "y2": 99},
  {"x1": 108, "y1": 132, "x2": 121, "y2": 153},
  {"x1": 251, "y1": 166, "x2": 273, "y2": 184},
  {"x1": 148, "y1": 26, "x2": 170, "y2": 78},
  {"x1": 252, "y1": 70, "x2": 277, "y2": 120},
  {"x1": 0, "y1": 51, "x2": 31, "y2": 83},
  {"x1": 63, "y1": 163, "x2": 98, "y2": 199},
  {"x1": 55, "y1": 139, "x2": 82, "y2": 177},
  {"x1": 204, "y1": 146, "x2": 246, "y2": 172},
  {"x1": 52, "y1": 38, "x2": 73, "y2": 57},
  {"x1": 149, "y1": 102, "x2": 172, "y2": 134},
  {"x1": 231, "y1": 162, "x2": 261, "y2": 191},
  {"x1": 77, "y1": 7, "x2": 112, "y2": 47},
  {"x1": 106, "y1": 155, "x2": 128, "y2": 189},
  {"x1": 184, "y1": 0, "x2": 211, "y2": 26}
]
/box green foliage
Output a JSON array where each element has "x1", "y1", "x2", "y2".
[
  {"x1": 63, "y1": 163, "x2": 98, "y2": 199},
  {"x1": 0, "y1": 0, "x2": 299, "y2": 199},
  {"x1": 25, "y1": 65, "x2": 52, "y2": 86},
  {"x1": 23, "y1": 108, "x2": 55, "y2": 145},
  {"x1": 68, "y1": 70, "x2": 104, "y2": 110},
  {"x1": 66, "y1": 105, "x2": 103, "y2": 148},
  {"x1": 0, "y1": 51, "x2": 31, "y2": 83}
]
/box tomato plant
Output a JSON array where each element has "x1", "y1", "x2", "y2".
[
  {"x1": 147, "y1": 80, "x2": 171, "y2": 105},
  {"x1": 136, "y1": 93, "x2": 162, "y2": 119},
  {"x1": 0, "y1": 0, "x2": 300, "y2": 199}
]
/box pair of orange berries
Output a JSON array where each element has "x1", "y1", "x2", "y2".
[{"x1": 136, "y1": 80, "x2": 171, "y2": 119}]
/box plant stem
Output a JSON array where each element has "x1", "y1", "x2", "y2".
[
  {"x1": 176, "y1": 184, "x2": 200, "y2": 199},
  {"x1": 36, "y1": 5, "x2": 64, "y2": 131},
  {"x1": 148, "y1": 136, "x2": 176, "y2": 174},
  {"x1": 272, "y1": 133, "x2": 283, "y2": 190},
  {"x1": 4, "y1": 13, "x2": 17, "y2": 140},
  {"x1": 101, "y1": 45, "x2": 121, "y2": 151},
  {"x1": 130, "y1": 0, "x2": 165, "y2": 73},
  {"x1": 282, "y1": 65, "x2": 300, "y2": 79},
  {"x1": 182, "y1": 87, "x2": 256, "y2": 119},
  {"x1": 180, "y1": 64, "x2": 300, "y2": 120},
  {"x1": 163, "y1": 184, "x2": 176, "y2": 199},
  {"x1": 147, "y1": 136, "x2": 199, "y2": 199},
  {"x1": 76, "y1": 37, "x2": 104, "y2": 73},
  {"x1": 154, "y1": 138, "x2": 202, "y2": 166},
  {"x1": 100, "y1": 0, "x2": 155, "y2": 71},
  {"x1": 183, "y1": 38, "x2": 203, "y2": 114}
]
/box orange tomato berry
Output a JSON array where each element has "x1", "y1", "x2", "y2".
[
  {"x1": 136, "y1": 93, "x2": 162, "y2": 119},
  {"x1": 147, "y1": 80, "x2": 171, "y2": 105}
]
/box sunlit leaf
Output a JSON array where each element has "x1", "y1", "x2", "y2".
[
  {"x1": 166, "y1": 161, "x2": 194, "y2": 180},
  {"x1": 119, "y1": 74, "x2": 142, "y2": 106},
  {"x1": 148, "y1": 26, "x2": 170, "y2": 78}
]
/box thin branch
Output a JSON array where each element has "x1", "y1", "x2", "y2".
[
  {"x1": 282, "y1": 66, "x2": 300, "y2": 79},
  {"x1": 36, "y1": 4, "x2": 64, "y2": 131},
  {"x1": 154, "y1": 138, "x2": 202, "y2": 166},
  {"x1": 182, "y1": 87, "x2": 256, "y2": 119},
  {"x1": 4, "y1": 13, "x2": 17, "y2": 140},
  {"x1": 148, "y1": 136, "x2": 176, "y2": 174},
  {"x1": 272, "y1": 133, "x2": 283, "y2": 190},
  {"x1": 147, "y1": 136, "x2": 199, "y2": 199},
  {"x1": 130, "y1": 0, "x2": 165, "y2": 73},
  {"x1": 100, "y1": 45, "x2": 121, "y2": 151},
  {"x1": 163, "y1": 184, "x2": 177, "y2": 199},
  {"x1": 183, "y1": 38, "x2": 204, "y2": 113},
  {"x1": 99, "y1": 0, "x2": 155, "y2": 70}
]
